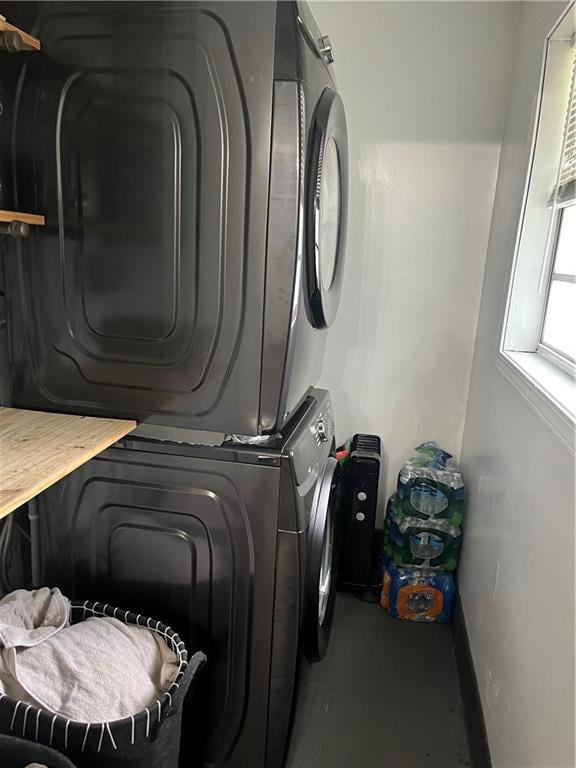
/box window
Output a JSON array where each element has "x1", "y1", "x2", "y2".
[
  {"x1": 540, "y1": 204, "x2": 576, "y2": 367},
  {"x1": 501, "y1": 3, "x2": 576, "y2": 426},
  {"x1": 540, "y1": 52, "x2": 576, "y2": 370}
]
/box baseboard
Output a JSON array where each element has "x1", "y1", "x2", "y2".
[{"x1": 452, "y1": 595, "x2": 492, "y2": 768}]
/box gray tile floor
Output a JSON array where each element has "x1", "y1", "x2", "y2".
[{"x1": 287, "y1": 593, "x2": 471, "y2": 768}]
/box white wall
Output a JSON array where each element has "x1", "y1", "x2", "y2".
[
  {"x1": 310, "y1": 1, "x2": 519, "y2": 500},
  {"x1": 310, "y1": 2, "x2": 575, "y2": 764},
  {"x1": 458, "y1": 3, "x2": 575, "y2": 767}
]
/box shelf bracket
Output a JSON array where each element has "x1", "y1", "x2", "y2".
[
  {"x1": 0, "y1": 211, "x2": 46, "y2": 239},
  {"x1": 0, "y1": 17, "x2": 41, "y2": 52}
]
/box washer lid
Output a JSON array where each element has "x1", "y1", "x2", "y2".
[{"x1": 306, "y1": 88, "x2": 348, "y2": 330}]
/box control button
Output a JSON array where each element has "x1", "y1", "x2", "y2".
[
  {"x1": 355, "y1": 512, "x2": 365, "y2": 522},
  {"x1": 318, "y1": 35, "x2": 335, "y2": 64},
  {"x1": 357, "y1": 491, "x2": 367, "y2": 502},
  {"x1": 316, "y1": 419, "x2": 329, "y2": 443}
]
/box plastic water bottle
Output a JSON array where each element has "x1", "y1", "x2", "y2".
[{"x1": 397, "y1": 442, "x2": 465, "y2": 525}]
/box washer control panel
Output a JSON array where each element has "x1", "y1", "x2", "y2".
[{"x1": 289, "y1": 391, "x2": 334, "y2": 489}]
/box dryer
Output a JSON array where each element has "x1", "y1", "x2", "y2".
[
  {"x1": 3, "y1": 1, "x2": 348, "y2": 435},
  {"x1": 38, "y1": 389, "x2": 342, "y2": 768}
]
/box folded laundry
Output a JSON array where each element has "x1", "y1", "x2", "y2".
[{"x1": 0, "y1": 588, "x2": 179, "y2": 723}]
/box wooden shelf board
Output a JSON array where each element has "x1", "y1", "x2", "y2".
[
  {"x1": 0, "y1": 408, "x2": 136, "y2": 520},
  {"x1": 0, "y1": 19, "x2": 41, "y2": 51},
  {"x1": 0, "y1": 210, "x2": 45, "y2": 226}
]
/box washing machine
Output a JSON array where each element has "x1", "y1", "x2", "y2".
[
  {"x1": 38, "y1": 389, "x2": 342, "y2": 768},
  {"x1": 3, "y1": 1, "x2": 348, "y2": 435}
]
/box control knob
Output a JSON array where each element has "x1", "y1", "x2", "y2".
[{"x1": 316, "y1": 419, "x2": 329, "y2": 443}]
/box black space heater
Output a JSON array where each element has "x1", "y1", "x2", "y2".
[{"x1": 339, "y1": 434, "x2": 381, "y2": 592}]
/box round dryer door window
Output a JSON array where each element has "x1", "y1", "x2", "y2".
[
  {"x1": 303, "y1": 456, "x2": 343, "y2": 662},
  {"x1": 307, "y1": 88, "x2": 349, "y2": 329}
]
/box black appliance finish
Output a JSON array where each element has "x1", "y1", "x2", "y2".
[
  {"x1": 0, "y1": 735, "x2": 75, "y2": 768},
  {"x1": 339, "y1": 434, "x2": 381, "y2": 591},
  {"x1": 3, "y1": 1, "x2": 348, "y2": 435},
  {"x1": 38, "y1": 390, "x2": 342, "y2": 768}
]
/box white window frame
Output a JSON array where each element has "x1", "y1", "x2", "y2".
[
  {"x1": 499, "y1": 2, "x2": 576, "y2": 448},
  {"x1": 536, "y1": 201, "x2": 575, "y2": 372}
]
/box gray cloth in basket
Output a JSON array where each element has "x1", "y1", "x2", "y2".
[
  {"x1": 0, "y1": 588, "x2": 69, "y2": 648},
  {"x1": 0, "y1": 588, "x2": 179, "y2": 723}
]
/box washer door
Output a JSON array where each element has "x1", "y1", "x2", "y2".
[
  {"x1": 306, "y1": 89, "x2": 348, "y2": 329},
  {"x1": 304, "y1": 456, "x2": 343, "y2": 662}
]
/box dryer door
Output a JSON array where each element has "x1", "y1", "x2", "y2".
[
  {"x1": 306, "y1": 89, "x2": 348, "y2": 329},
  {"x1": 303, "y1": 455, "x2": 343, "y2": 661}
]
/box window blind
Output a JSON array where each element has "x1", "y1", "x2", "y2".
[{"x1": 553, "y1": 51, "x2": 576, "y2": 206}]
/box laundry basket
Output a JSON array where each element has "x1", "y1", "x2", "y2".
[
  {"x1": 0, "y1": 734, "x2": 76, "y2": 767},
  {"x1": 0, "y1": 601, "x2": 206, "y2": 768}
]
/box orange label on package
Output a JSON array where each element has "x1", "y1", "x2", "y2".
[
  {"x1": 396, "y1": 584, "x2": 443, "y2": 620},
  {"x1": 380, "y1": 570, "x2": 391, "y2": 609}
]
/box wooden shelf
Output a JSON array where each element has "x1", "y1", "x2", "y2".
[
  {"x1": 0, "y1": 210, "x2": 45, "y2": 227},
  {"x1": 0, "y1": 19, "x2": 41, "y2": 51},
  {"x1": 0, "y1": 408, "x2": 136, "y2": 520}
]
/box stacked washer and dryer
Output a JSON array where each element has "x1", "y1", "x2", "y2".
[{"x1": 3, "y1": 2, "x2": 348, "y2": 766}]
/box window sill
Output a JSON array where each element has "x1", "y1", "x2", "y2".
[{"x1": 496, "y1": 350, "x2": 575, "y2": 453}]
